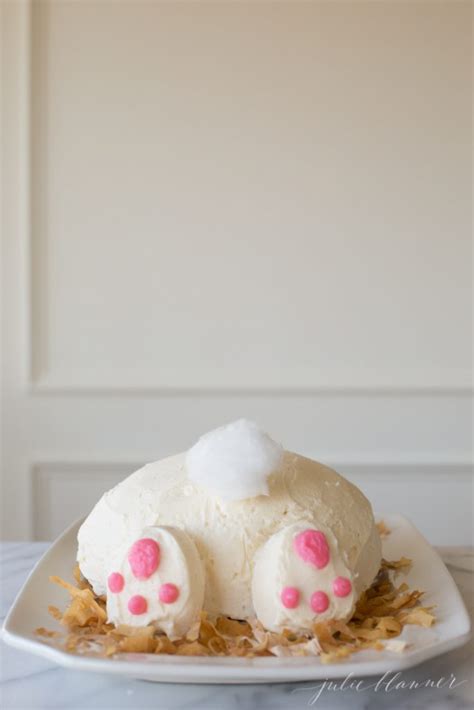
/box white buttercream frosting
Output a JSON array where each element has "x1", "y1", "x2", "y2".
[
  {"x1": 106, "y1": 525, "x2": 204, "y2": 639},
  {"x1": 186, "y1": 419, "x2": 283, "y2": 501},
  {"x1": 252, "y1": 522, "x2": 355, "y2": 632},
  {"x1": 77, "y1": 444, "x2": 381, "y2": 627}
]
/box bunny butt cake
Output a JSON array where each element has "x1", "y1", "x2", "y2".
[{"x1": 77, "y1": 420, "x2": 382, "y2": 637}]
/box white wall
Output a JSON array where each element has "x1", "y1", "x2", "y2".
[{"x1": 2, "y1": 0, "x2": 472, "y2": 544}]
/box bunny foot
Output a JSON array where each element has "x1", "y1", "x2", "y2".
[
  {"x1": 252, "y1": 522, "x2": 355, "y2": 632},
  {"x1": 106, "y1": 526, "x2": 205, "y2": 638}
]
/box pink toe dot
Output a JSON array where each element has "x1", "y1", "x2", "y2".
[
  {"x1": 107, "y1": 572, "x2": 124, "y2": 593},
  {"x1": 128, "y1": 538, "x2": 160, "y2": 579},
  {"x1": 128, "y1": 594, "x2": 148, "y2": 615},
  {"x1": 333, "y1": 576, "x2": 352, "y2": 597},
  {"x1": 310, "y1": 590, "x2": 329, "y2": 613},
  {"x1": 280, "y1": 586, "x2": 300, "y2": 609},
  {"x1": 159, "y1": 583, "x2": 179, "y2": 604},
  {"x1": 294, "y1": 529, "x2": 330, "y2": 569}
]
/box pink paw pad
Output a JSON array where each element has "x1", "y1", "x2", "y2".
[
  {"x1": 333, "y1": 576, "x2": 352, "y2": 597},
  {"x1": 128, "y1": 594, "x2": 147, "y2": 615},
  {"x1": 310, "y1": 590, "x2": 329, "y2": 613},
  {"x1": 159, "y1": 583, "x2": 180, "y2": 604},
  {"x1": 107, "y1": 572, "x2": 125, "y2": 593},
  {"x1": 294, "y1": 529, "x2": 330, "y2": 569},
  {"x1": 281, "y1": 586, "x2": 300, "y2": 609},
  {"x1": 128, "y1": 538, "x2": 160, "y2": 579}
]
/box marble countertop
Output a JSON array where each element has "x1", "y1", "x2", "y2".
[{"x1": 0, "y1": 544, "x2": 472, "y2": 710}]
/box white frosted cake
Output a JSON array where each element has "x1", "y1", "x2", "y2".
[{"x1": 77, "y1": 420, "x2": 381, "y2": 637}]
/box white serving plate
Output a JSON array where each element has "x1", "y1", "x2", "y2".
[{"x1": 2, "y1": 514, "x2": 470, "y2": 684}]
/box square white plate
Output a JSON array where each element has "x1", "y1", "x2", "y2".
[{"x1": 2, "y1": 514, "x2": 470, "y2": 683}]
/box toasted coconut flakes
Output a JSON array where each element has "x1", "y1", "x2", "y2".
[
  {"x1": 320, "y1": 646, "x2": 353, "y2": 664},
  {"x1": 198, "y1": 618, "x2": 220, "y2": 645},
  {"x1": 155, "y1": 636, "x2": 177, "y2": 655},
  {"x1": 49, "y1": 576, "x2": 107, "y2": 626},
  {"x1": 376, "y1": 520, "x2": 391, "y2": 537},
  {"x1": 48, "y1": 605, "x2": 63, "y2": 621},
  {"x1": 35, "y1": 627, "x2": 61, "y2": 638},
  {"x1": 119, "y1": 635, "x2": 157, "y2": 653},
  {"x1": 398, "y1": 607, "x2": 436, "y2": 628},
  {"x1": 72, "y1": 564, "x2": 82, "y2": 585},
  {"x1": 178, "y1": 641, "x2": 210, "y2": 656},
  {"x1": 36, "y1": 556, "x2": 435, "y2": 663},
  {"x1": 216, "y1": 617, "x2": 252, "y2": 637},
  {"x1": 384, "y1": 638, "x2": 409, "y2": 653},
  {"x1": 185, "y1": 615, "x2": 203, "y2": 642},
  {"x1": 270, "y1": 636, "x2": 323, "y2": 657},
  {"x1": 382, "y1": 557, "x2": 412, "y2": 573},
  {"x1": 207, "y1": 636, "x2": 227, "y2": 655}
]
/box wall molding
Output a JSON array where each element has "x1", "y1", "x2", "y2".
[
  {"x1": 30, "y1": 457, "x2": 474, "y2": 471},
  {"x1": 28, "y1": 381, "x2": 474, "y2": 397},
  {"x1": 30, "y1": 458, "x2": 473, "y2": 541},
  {"x1": 20, "y1": 0, "x2": 472, "y2": 396},
  {"x1": 31, "y1": 461, "x2": 138, "y2": 540}
]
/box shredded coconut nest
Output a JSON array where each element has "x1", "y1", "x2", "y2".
[{"x1": 36, "y1": 523, "x2": 435, "y2": 664}]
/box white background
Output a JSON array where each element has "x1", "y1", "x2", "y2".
[{"x1": 2, "y1": 0, "x2": 472, "y2": 543}]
